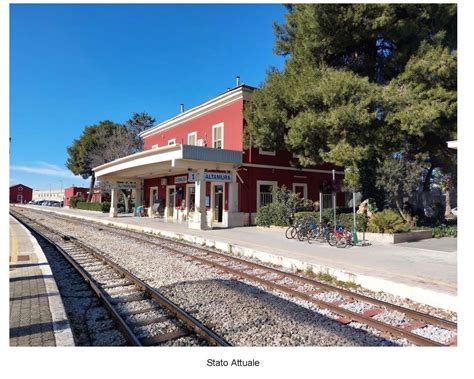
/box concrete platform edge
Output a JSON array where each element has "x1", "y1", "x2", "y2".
[
  {"x1": 16, "y1": 206, "x2": 457, "y2": 312},
  {"x1": 13, "y1": 216, "x2": 76, "y2": 346}
]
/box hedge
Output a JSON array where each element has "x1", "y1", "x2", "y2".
[
  {"x1": 433, "y1": 224, "x2": 457, "y2": 238},
  {"x1": 73, "y1": 200, "x2": 113, "y2": 213}
]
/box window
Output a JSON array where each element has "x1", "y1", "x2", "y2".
[
  {"x1": 257, "y1": 180, "x2": 277, "y2": 210},
  {"x1": 212, "y1": 123, "x2": 223, "y2": 149},
  {"x1": 168, "y1": 139, "x2": 176, "y2": 146},
  {"x1": 151, "y1": 144, "x2": 159, "y2": 149},
  {"x1": 188, "y1": 132, "x2": 197, "y2": 146},
  {"x1": 292, "y1": 183, "x2": 308, "y2": 200},
  {"x1": 259, "y1": 148, "x2": 276, "y2": 156}
]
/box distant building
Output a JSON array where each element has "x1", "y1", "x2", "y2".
[
  {"x1": 64, "y1": 186, "x2": 102, "y2": 207},
  {"x1": 33, "y1": 189, "x2": 64, "y2": 202},
  {"x1": 10, "y1": 184, "x2": 33, "y2": 204}
]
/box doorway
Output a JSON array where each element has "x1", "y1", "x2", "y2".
[
  {"x1": 166, "y1": 185, "x2": 176, "y2": 218},
  {"x1": 212, "y1": 184, "x2": 224, "y2": 223},
  {"x1": 186, "y1": 184, "x2": 195, "y2": 218}
]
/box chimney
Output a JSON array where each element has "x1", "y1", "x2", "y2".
[
  {"x1": 236, "y1": 76, "x2": 240, "y2": 87},
  {"x1": 180, "y1": 103, "x2": 184, "y2": 113}
]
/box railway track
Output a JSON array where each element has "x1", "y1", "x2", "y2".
[
  {"x1": 11, "y1": 210, "x2": 230, "y2": 347},
  {"x1": 12, "y1": 207, "x2": 457, "y2": 347}
]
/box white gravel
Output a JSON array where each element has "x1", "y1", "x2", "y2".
[{"x1": 15, "y1": 207, "x2": 457, "y2": 347}]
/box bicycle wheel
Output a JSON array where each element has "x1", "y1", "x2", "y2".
[
  {"x1": 307, "y1": 229, "x2": 319, "y2": 244},
  {"x1": 336, "y1": 237, "x2": 347, "y2": 248},
  {"x1": 285, "y1": 226, "x2": 295, "y2": 239},
  {"x1": 327, "y1": 232, "x2": 337, "y2": 246}
]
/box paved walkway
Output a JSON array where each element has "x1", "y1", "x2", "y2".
[
  {"x1": 17, "y1": 205, "x2": 458, "y2": 310},
  {"x1": 9, "y1": 216, "x2": 75, "y2": 346}
]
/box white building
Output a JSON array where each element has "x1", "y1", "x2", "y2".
[{"x1": 33, "y1": 189, "x2": 64, "y2": 202}]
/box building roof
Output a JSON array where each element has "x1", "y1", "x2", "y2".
[
  {"x1": 10, "y1": 184, "x2": 32, "y2": 189},
  {"x1": 140, "y1": 84, "x2": 255, "y2": 139}
]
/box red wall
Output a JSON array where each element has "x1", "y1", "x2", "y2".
[
  {"x1": 64, "y1": 187, "x2": 100, "y2": 206},
  {"x1": 236, "y1": 166, "x2": 344, "y2": 213},
  {"x1": 143, "y1": 100, "x2": 244, "y2": 151},
  {"x1": 10, "y1": 185, "x2": 33, "y2": 204}
]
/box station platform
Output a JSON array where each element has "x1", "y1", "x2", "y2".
[
  {"x1": 9, "y1": 216, "x2": 75, "y2": 346},
  {"x1": 15, "y1": 205, "x2": 457, "y2": 311}
]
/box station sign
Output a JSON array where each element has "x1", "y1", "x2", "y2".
[
  {"x1": 188, "y1": 171, "x2": 201, "y2": 182},
  {"x1": 117, "y1": 182, "x2": 136, "y2": 190},
  {"x1": 204, "y1": 172, "x2": 232, "y2": 182},
  {"x1": 188, "y1": 171, "x2": 232, "y2": 183},
  {"x1": 175, "y1": 175, "x2": 188, "y2": 184}
]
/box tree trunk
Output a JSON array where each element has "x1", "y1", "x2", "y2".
[
  {"x1": 444, "y1": 189, "x2": 452, "y2": 217},
  {"x1": 395, "y1": 197, "x2": 408, "y2": 222},
  {"x1": 121, "y1": 190, "x2": 130, "y2": 213},
  {"x1": 421, "y1": 165, "x2": 434, "y2": 215},
  {"x1": 87, "y1": 173, "x2": 96, "y2": 202}
]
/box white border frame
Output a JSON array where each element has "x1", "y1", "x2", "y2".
[
  {"x1": 256, "y1": 180, "x2": 278, "y2": 211},
  {"x1": 292, "y1": 182, "x2": 308, "y2": 200},
  {"x1": 212, "y1": 122, "x2": 224, "y2": 149},
  {"x1": 167, "y1": 138, "x2": 176, "y2": 146}
]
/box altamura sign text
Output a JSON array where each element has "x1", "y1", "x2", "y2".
[{"x1": 188, "y1": 171, "x2": 232, "y2": 182}]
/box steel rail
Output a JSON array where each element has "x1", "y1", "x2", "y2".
[
  {"x1": 13, "y1": 207, "x2": 456, "y2": 346},
  {"x1": 11, "y1": 212, "x2": 142, "y2": 346},
  {"x1": 72, "y1": 215, "x2": 455, "y2": 332},
  {"x1": 11, "y1": 210, "x2": 230, "y2": 347}
]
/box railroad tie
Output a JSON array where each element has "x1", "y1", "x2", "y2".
[{"x1": 140, "y1": 328, "x2": 191, "y2": 346}]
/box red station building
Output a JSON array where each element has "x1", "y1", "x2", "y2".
[
  {"x1": 64, "y1": 186, "x2": 102, "y2": 207},
  {"x1": 10, "y1": 184, "x2": 33, "y2": 204},
  {"x1": 93, "y1": 79, "x2": 344, "y2": 230}
]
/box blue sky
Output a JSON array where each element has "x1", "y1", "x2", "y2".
[{"x1": 10, "y1": 3, "x2": 286, "y2": 190}]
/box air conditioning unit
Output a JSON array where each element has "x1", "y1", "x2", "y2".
[
  {"x1": 197, "y1": 138, "x2": 205, "y2": 147},
  {"x1": 161, "y1": 178, "x2": 168, "y2": 185}
]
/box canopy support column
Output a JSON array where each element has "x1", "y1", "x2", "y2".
[
  {"x1": 110, "y1": 182, "x2": 119, "y2": 218},
  {"x1": 189, "y1": 169, "x2": 209, "y2": 230}
]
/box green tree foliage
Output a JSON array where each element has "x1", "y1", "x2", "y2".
[
  {"x1": 66, "y1": 120, "x2": 121, "y2": 201},
  {"x1": 245, "y1": 4, "x2": 457, "y2": 206},
  {"x1": 124, "y1": 112, "x2": 156, "y2": 152},
  {"x1": 376, "y1": 155, "x2": 425, "y2": 220}
]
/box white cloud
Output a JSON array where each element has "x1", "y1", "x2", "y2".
[{"x1": 10, "y1": 162, "x2": 84, "y2": 180}]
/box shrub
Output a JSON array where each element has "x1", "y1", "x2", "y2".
[
  {"x1": 74, "y1": 201, "x2": 111, "y2": 213},
  {"x1": 101, "y1": 202, "x2": 111, "y2": 213},
  {"x1": 69, "y1": 197, "x2": 80, "y2": 209},
  {"x1": 255, "y1": 203, "x2": 289, "y2": 227},
  {"x1": 255, "y1": 185, "x2": 314, "y2": 227},
  {"x1": 368, "y1": 209, "x2": 407, "y2": 233},
  {"x1": 433, "y1": 224, "x2": 457, "y2": 238}
]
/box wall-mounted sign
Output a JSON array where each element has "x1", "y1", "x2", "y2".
[
  {"x1": 175, "y1": 175, "x2": 187, "y2": 184},
  {"x1": 160, "y1": 178, "x2": 168, "y2": 186},
  {"x1": 188, "y1": 171, "x2": 200, "y2": 182},
  {"x1": 117, "y1": 182, "x2": 136, "y2": 190},
  {"x1": 205, "y1": 172, "x2": 232, "y2": 182},
  {"x1": 188, "y1": 171, "x2": 232, "y2": 183}
]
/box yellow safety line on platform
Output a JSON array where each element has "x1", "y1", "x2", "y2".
[{"x1": 10, "y1": 225, "x2": 18, "y2": 270}]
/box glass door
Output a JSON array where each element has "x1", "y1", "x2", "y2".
[{"x1": 213, "y1": 185, "x2": 223, "y2": 223}]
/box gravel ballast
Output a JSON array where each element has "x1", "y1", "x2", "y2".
[{"x1": 14, "y1": 208, "x2": 457, "y2": 347}]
